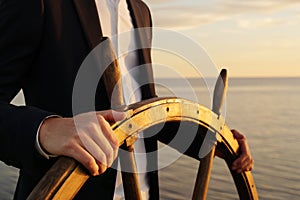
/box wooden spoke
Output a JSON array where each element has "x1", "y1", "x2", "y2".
[{"x1": 193, "y1": 69, "x2": 229, "y2": 200}]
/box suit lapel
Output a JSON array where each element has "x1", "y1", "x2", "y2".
[
  {"x1": 127, "y1": 0, "x2": 156, "y2": 99},
  {"x1": 73, "y1": 0, "x2": 103, "y2": 50},
  {"x1": 127, "y1": 0, "x2": 143, "y2": 29},
  {"x1": 127, "y1": 0, "x2": 152, "y2": 64}
]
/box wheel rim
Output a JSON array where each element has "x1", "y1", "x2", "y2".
[{"x1": 28, "y1": 97, "x2": 258, "y2": 200}]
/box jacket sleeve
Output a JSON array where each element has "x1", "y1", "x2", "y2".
[{"x1": 0, "y1": 0, "x2": 54, "y2": 169}]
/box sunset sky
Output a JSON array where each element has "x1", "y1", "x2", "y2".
[{"x1": 144, "y1": 0, "x2": 300, "y2": 78}]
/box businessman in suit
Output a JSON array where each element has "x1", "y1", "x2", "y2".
[{"x1": 0, "y1": 0, "x2": 253, "y2": 199}]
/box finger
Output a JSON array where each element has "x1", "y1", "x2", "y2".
[
  {"x1": 232, "y1": 130, "x2": 251, "y2": 158},
  {"x1": 96, "y1": 160, "x2": 107, "y2": 174},
  {"x1": 232, "y1": 153, "x2": 254, "y2": 172},
  {"x1": 96, "y1": 116, "x2": 119, "y2": 160},
  {"x1": 64, "y1": 142, "x2": 100, "y2": 176},
  {"x1": 96, "y1": 115, "x2": 119, "y2": 148},
  {"x1": 231, "y1": 129, "x2": 245, "y2": 140},
  {"x1": 231, "y1": 150, "x2": 249, "y2": 169},
  {"x1": 250, "y1": 158, "x2": 254, "y2": 170},
  {"x1": 236, "y1": 157, "x2": 253, "y2": 173},
  {"x1": 97, "y1": 110, "x2": 126, "y2": 123},
  {"x1": 88, "y1": 124, "x2": 116, "y2": 168},
  {"x1": 244, "y1": 157, "x2": 254, "y2": 171},
  {"x1": 85, "y1": 117, "x2": 118, "y2": 167},
  {"x1": 79, "y1": 130, "x2": 111, "y2": 168}
]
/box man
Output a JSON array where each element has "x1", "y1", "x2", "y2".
[{"x1": 0, "y1": 0, "x2": 253, "y2": 199}]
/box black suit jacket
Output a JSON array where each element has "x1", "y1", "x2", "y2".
[{"x1": 0, "y1": 0, "x2": 158, "y2": 199}]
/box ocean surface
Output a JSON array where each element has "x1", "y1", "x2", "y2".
[{"x1": 1, "y1": 77, "x2": 300, "y2": 199}]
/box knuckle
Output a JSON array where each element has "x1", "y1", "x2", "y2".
[
  {"x1": 96, "y1": 153, "x2": 106, "y2": 164},
  {"x1": 242, "y1": 154, "x2": 249, "y2": 161},
  {"x1": 111, "y1": 142, "x2": 119, "y2": 151},
  {"x1": 109, "y1": 134, "x2": 118, "y2": 145},
  {"x1": 86, "y1": 121, "x2": 97, "y2": 131},
  {"x1": 98, "y1": 164, "x2": 107, "y2": 174},
  {"x1": 101, "y1": 117, "x2": 110, "y2": 127},
  {"x1": 85, "y1": 158, "x2": 96, "y2": 170},
  {"x1": 62, "y1": 138, "x2": 77, "y2": 153},
  {"x1": 97, "y1": 115, "x2": 105, "y2": 123},
  {"x1": 235, "y1": 158, "x2": 242, "y2": 165},
  {"x1": 241, "y1": 134, "x2": 247, "y2": 140},
  {"x1": 88, "y1": 124, "x2": 99, "y2": 134},
  {"x1": 98, "y1": 117, "x2": 111, "y2": 129},
  {"x1": 104, "y1": 147, "x2": 114, "y2": 163}
]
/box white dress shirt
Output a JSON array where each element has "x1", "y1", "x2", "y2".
[{"x1": 95, "y1": 0, "x2": 149, "y2": 199}]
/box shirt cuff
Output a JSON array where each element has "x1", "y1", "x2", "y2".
[{"x1": 35, "y1": 115, "x2": 61, "y2": 159}]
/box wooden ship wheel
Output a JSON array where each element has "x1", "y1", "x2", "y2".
[{"x1": 27, "y1": 69, "x2": 258, "y2": 200}]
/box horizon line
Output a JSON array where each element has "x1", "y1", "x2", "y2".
[{"x1": 155, "y1": 75, "x2": 300, "y2": 79}]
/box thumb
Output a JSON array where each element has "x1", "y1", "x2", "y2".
[
  {"x1": 231, "y1": 129, "x2": 245, "y2": 140},
  {"x1": 97, "y1": 110, "x2": 127, "y2": 123}
]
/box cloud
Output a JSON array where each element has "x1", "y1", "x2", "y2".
[
  {"x1": 143, "y1": 0, "x2": 300, "y2": 29},
  {"x1": 150, "y1": 6, "x2": 227, "y2": 29},
  {"x1": 218, "y1": 0, "x2": 300, "y2": 12},
  {"x1": 237, "y1": 18, "x2": 286, "y2": 29},
  {"x1": 145, "y1": 0, "x2": 173, "y2": 4}
]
